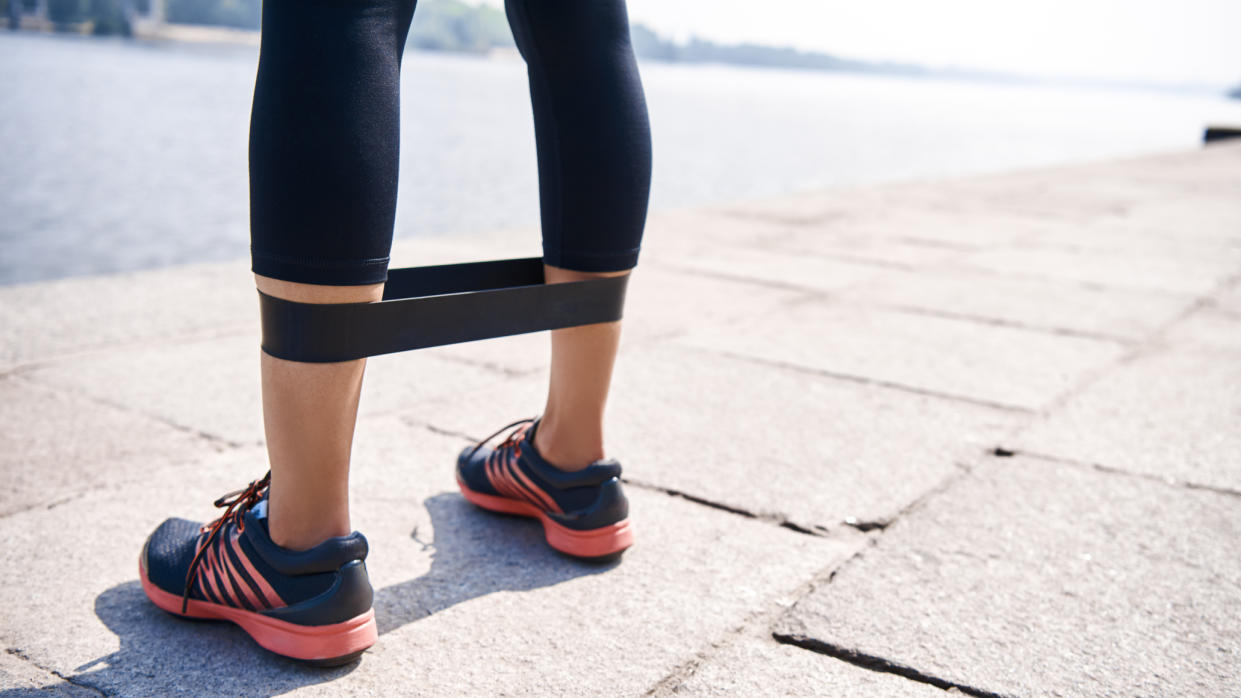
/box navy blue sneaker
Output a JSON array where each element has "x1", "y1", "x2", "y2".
[
  {"x1": 456, "y1": 418, "x2": 634, "y2": 560},
  {"x1": 139, "y1": 472, "x2": 377, "y2": 665}
]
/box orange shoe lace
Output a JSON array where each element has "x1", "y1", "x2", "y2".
[
  {"x1": 465, "y1": 417, "x2": 536, "y2": 461},
  {"x1": 181, "y1": 471, "x2": 271, "y2": 613}
]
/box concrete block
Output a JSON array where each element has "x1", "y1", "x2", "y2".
[
  {"x1": 0, "y1": 375, "x2": 208, "y2": 517},
  {"x1": 677, "y1": 300, "x2": 1124, "y2": 411},
  {"x1": 0, "y1": 648, "x2": 97, "y2": 695},
  {"x1": 1015, "y1": 308, "x2": 1241, "y2": 490},
  {"x1": 774, "y1": 456, "x2": 1241, "y2": 697},
  {"x1": 650, "y1": 245, "x2": 884, "y2": 296},
  {"x1": 0, "y1": 259, "x2": 254, "y2": 371},
  {"x1": 657, "y1": 631, "x2": 945, "y2": 697},
  {"x1": 840, "y1": 267, "x2": 1192, "y2": 342},
  {"x1": 955, "y1": 242, "x2": 1241, "y2": 296}
]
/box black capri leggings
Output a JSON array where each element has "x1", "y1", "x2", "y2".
[{"x1": 248, "y1": 0, "x2": 653, "y2": 286}]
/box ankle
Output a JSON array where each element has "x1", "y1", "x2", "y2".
[
  {"x1": 267, "y1": 488, "x2": 350, "y2": 551},
  {"x1": 532, "y1": 419, "x2": 605, "y2": 472},
  {"x1": 269, "y1": 515, "x2": 350, "y2": 551}
]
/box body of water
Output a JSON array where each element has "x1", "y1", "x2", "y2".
[{"x1": 3, "y1": 31, "x2": 1240, "y2": 285}]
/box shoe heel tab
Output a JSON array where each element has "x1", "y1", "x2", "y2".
[
  {"x1": 551, "y1": 477, "x2": 630, "y2": 530},
  {"x1": 244, "y1": 510, "x2": 369, "y2": 575},
  {"x1": 262, "y1": 559, "x2": 374, "y2": 627}
]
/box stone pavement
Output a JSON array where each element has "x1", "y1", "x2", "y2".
[{"x1": 1, "y1": 142, "x2": 1238, "y2": 696}]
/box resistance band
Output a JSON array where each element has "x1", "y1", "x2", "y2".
[{"x1": 259, "y1": 257, "x2": 629, "y2": 363}]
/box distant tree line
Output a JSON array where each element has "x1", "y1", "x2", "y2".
[
  {"x1": 627, "y1": 24, "x2": 925, "y2": 75},
  {"x1": 11, "y1": 0, "x2": 1241, "y2": 95},
  {"x1": 2, "y1": 0, "x2": 138, "y2": 33}
]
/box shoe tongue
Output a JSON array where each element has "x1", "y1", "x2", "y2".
[{"x1": 251, "y1": 498, "x2": 269, "y2": 521}]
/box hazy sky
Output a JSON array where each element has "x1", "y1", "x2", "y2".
[{"x1": 477, "y1": 0, "x2": 1241, "y2": 87}]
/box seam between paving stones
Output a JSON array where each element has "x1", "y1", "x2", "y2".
[
  {"x1": 995, "y1": 447, "x2": 1241, "y2": 500},
  {"x1": 1014, "y1": 269, "x2": 1241, "y2": 421},
  {"x1": 620, "y1": 477, "x2": 870, "y2": 541},
  {"x1": 769, "y1": 633, "x2": 1011, "y2": 698},
  {"x1": 701, "y1": 346, "x2": 1037, "y2": 414},
  {"x1": 642, "y1": 535, "x2": 868, "y2": 697},
  {"x1": 407, "y1": 417, "x2": 868, "y2": 544},
  {"x1": 0, "y1": 323, "x2": 254, "y2": 378},
  {"x1": 8, "y1": 372, "x2": 246, "y2": 450},
  {"x1": 644, "y1": 260, "x2": 839, "y2": 295},
  {"x1": 869, "y1": 303, "x2": 1138, "y2": 345},
  {"x1": 5, "y1": 648, "x2": 109, "y2": 697},
  {"x1": 750, "y1": 453, "x2": 1028, "y2": 696}
]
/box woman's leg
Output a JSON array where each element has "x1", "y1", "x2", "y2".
[
  {"x1": 505, "y1": 0, "x2": 653, "y2": 470},
  {"x1": 535, "y1": 265, "x2": 628, "y2": 470},
  {"x1": 249, "y1": 0, "x2": 416, "y2": 549}
]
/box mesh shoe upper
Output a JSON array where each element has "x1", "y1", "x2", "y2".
[{"x1": 142, "y1": 478, "x2": 372, "y2": 625}]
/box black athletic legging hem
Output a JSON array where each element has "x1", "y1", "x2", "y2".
[{"x1": 251, "y1": 249, "x2": 391, "y2": 286}]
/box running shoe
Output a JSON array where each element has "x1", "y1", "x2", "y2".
[
  {"x1": 139, "y1": 472, "x2": 377, "y2": 665},
  {"x1": 455, "y1": 418, "x2": 634, "y2": 560}
]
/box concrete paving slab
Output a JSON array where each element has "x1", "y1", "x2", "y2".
[
  {"x1": 21, "y1": 334, "x2": 503, "y2": 446},
  {"x1": 641, "y1": 209, "x2": 801, "y2": 254},
  {"x1": 719, "y1": 188, "x2": 1054, "y2": 249},
  {"x1": 0, "y1": 648, "x2": 96, "y2": 696},
  {"x1": 1215, "y1": 281, "x2": 1241, "y2": 316},
  {"x1": 1015, "y1": 307, "x2": 1241, "y2": 491},
  {"x1": 677, "y1": 300, "x2": 1124, "y2": 411},
  {"x1": 0, "y1": 259, "x2": 254, "y2": 371},
  {"x1": 954, "y1": 241, "x2": 1241, "y2": 296},
  {"x1": 656, "y1": 631, "x2": 945, "y2": 697},
  {"x1": 0, "y1": 418, "x2": 857, "y2": 697},
  {"x1": 774, "y1": 456, "x2": 1241, "y2": 697},
  {"x1": 650, "y1": 244, "x2": 884, "y2": 295},
  {"x1": 1162, "y1": 303, "x2": 1241, "y2": 354},
  {"x1": 405, "y1": 344, "x2": 1017, "y2": 530},
  {"x1": 0, "y1": 375, "x2": 209, "y2": 518},
  {"x1": 770, "y1": 227, "x2": 974, "y2": 270},
  {"x1": 840, "y1": 266, "x2": 1192, "y2": 342}
]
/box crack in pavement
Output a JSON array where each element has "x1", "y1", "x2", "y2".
[
  {"x1": 6, "y1": 647, "x2": 108, "y2": 697},
  {"x1": 771, "y1": 632, "x2": 1011, "y2": 698},
  {"x1": 705, "y1": 348, "x2": 1037, "y2": 414},
  {"x1": 998, "y1": 447, "x2": 1241, "y2": 500},
  {"x1": 13, "y1": 372, "x2": 246, "y2": 451},
  {"x1": 620, "y1": 477, "x2": 839, "y2": 539}
]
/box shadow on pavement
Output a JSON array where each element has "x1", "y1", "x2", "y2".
[
  {"x1": 6, "y1": 492, "x2": 614, "y2": 695},
  {"x1": 373, "y1": 491, "x2": 618, "y2": 635}
]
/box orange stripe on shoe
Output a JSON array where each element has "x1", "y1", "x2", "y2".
[
  {"x1": 230, "y1": 532, "x2": 286, "y2": 609},
  {"x1": 219, "y1": 536, "x2": 263, "y2": 611},
  {"x1": 496, "y1": 454, "x2": 536, "y2": 505},
  {"x1": 489, "y1": 453, "x2": 522, "y2": 501},
  {"x1": 506, "y1": 455, "x2": 563, "y2": 514},
  {"x1": 205, "y1": 543, "x2": 238, "y2": 607},
  {"x1": 198, "y1": 542, "x2": 228, "y2": 606}
]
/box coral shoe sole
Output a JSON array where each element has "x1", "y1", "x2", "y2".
[
  {"x1": 139, "y1": 560, "x2": 377, "y2": 665},
  {"x1": 457, "y1": 477, "x2": 634, "y2": 560}
]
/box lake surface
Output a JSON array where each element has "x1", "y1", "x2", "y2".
[{"x1": 3, "y1": 31, "x2": 1240, "y2": 285}]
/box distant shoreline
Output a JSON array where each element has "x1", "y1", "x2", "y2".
[
  {"x1": 4, "y1": 20, "x2": 1234, "y2": 97},
  {"x1": 135, "y1": 21, "x2": 258, "y2": 46}
]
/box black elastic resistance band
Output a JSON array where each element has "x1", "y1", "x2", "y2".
[{"x1": 259, "y1": 257, "x2": 629, "y2": 363}]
